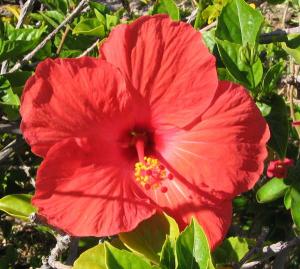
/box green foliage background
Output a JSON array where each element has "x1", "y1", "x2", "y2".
[{"x1": 0, "y1": 0, "x2": 300, "y2": 268}]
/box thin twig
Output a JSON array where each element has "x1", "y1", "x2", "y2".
[
  {"x1": 77, "y1": 38, "x2": 100, "y2": 57},
  {"x1": 241, "y1": 237, "x2": 300, "y2": 268},
  {"x1": 0, "y1": 138, "x2": 25, "y2": 163},
  {"x1": 234, "y1": 227, "x2": 269, "y2": 269},
  {"x1": 16, "y1": 0, "x2": 36, "y2": 28},
  {"x1": 200, "y1": 21, "x2": 217, "y2": 33},
  {"x1": 0, "y1": 122, "x2": 21, "y2": 134},
  {"x1": 56, "y1": 25, "x2": 71, "y2": 56},
  {"x1": 8, "y1": 0, "x2": 89, "y2": 74}
]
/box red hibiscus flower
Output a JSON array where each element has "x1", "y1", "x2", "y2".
[
  {"x1": 267, "y1": 158, "x2": 294, "y2": 178},
  {"x1": 20, "y1": 15, "x2": 269, "y2": 249}
]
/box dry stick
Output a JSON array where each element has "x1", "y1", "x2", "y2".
[
  {"x1": 8, "y1": 0, "x2": 89, "y2": 74},
  {"x1": 241, "y1": 237, "x2": 300, "y2": 268},
  {"x1": 56, "y1": 25, "x2": 71, "y2": 56},
  {"x1": 77, "y1": 38, "x2": 100, "y2": 57},
  {"x1": 200, "y1": 21, "x2": 217, "y2": 33},
  {"x1": 234, "y1": 227, "x2": 269, "y2": 269},
  {"x1": 0, "y1": 0, "x2": 36, "y2": 74}
]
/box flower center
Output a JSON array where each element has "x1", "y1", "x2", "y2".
[{"x1": 132, "y1": 134, "x2": 173, "y2": 193}]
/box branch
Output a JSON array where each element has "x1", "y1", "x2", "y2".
[
  {"x1": 8, "y1": 0, "x2": 89, "y2": 74},
  {"x1": 77, "y1": 38, "x2": 100, "y2": 57},
  {"x1": 234, "y1": 227, "x2": 269, "y2": 269},
  {"x1": 16, "y1": 0, "x2": 36, "y2": 28},
  {"x1": 0, "y1": 122, "x2": 21, "y2": 134},
  {"x1": 241, "y1": 237, "x2": 300, "y2": 268},
  {"x1": 0, "y1": 138, "x2": 25, "y2": 163}
]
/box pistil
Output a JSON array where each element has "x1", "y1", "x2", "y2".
[{"x1": 133, "y1": 136, "x2": 173, "y2": 193}]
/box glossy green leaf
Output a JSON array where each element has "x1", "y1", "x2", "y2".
[
  {"x1": 73, "y1": 18, "x2": 105, "y2": 37},
  {"x1": 256, "y1": 178, "x2": 289, "y2": 203},
  {"x1": 284, "y1": 187, "x2": 292, "y2": 209},
  {"x1": 282, "y1": 34, "x2": 300, "y2": 64},
  {"x1": 73, "y1": 244, "x2": 106, "y2": 269},
  {"x1": 264, "y1": 94, "x2": 289, "y2": 159},
  {"x1": 40, "y1": 0, "x2": 69, "y2": 14},
  {"x1": 160, "y1": 236, "x2": 175, "y2": 269},
  {"x1": 0, "y1": 76, "x2": 20, "y2": 106},
  {"x1": 215, "y1": 0, "x2": 264, "y2": 45},
  {"x1": 216, "y1": 38, "x2": 263, "y2": 89},
  {"x1": 0, "y1": 194, "x2": 36, "y2": 221},
  {"x1": 262, "y1": 62, "x2": 285, "y2": 95},
  {"x1": 106, "y1": 14, "x2": 119, "y2": 31},
  {"x1": 213, "y1": 237, "x2": 250, "y2": 264},
  {"x1": 291, "y1": 188, "x2": 300, "y2": 229},
  {"x1": 282, "y1": 44, "x2": 300, "y2": 65},
  {"x1": 105, "y1": 243, "x2": 152, "y2": 269},
  {"x1": 119, "y1": 213, "x2": 179, "y2": 263},
  {"x1": 176, "y1": 218, "x2": 213, "y2": 269},
  {"x1": 152, "y1": 0, "x2": 180, "y2": 21},
  {"x1": 0, "y1": 24, "x2": 46, "y2": 61}
]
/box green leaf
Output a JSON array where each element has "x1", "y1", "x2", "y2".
[
  {"x1": 256, "y1": 102, "x2": 271, "y2": 117},
  {"x1": 216, "y1": 38, "x2": 263, "y2": 89},
  {"x1": 89, "y1": 1, "x2": 109, "y2": 15},
  {"x1": 0, "y1": 24, "x2": 47, "y2": 61},
  {"x1": 282, "y1": 44, "x2": 300, "y2": 65},
  {"x1": 284, "y1": 187, "x2": 292, "y2": 209},
  {"x1": 73, "y1": 244, "x2": 106, "y2": 269},
  {"x1": 106, "y1": 14, "x2": 119, "y2": 31},
  {"x1": 160, "y1": 236, "x2": 175, "y2": 269},
  {"x1": 105, "y1": 243, "x2": 152, "y2": 269},
  {"x1": 152, "y1": 0, "x2": 180, "y2": 21},
  {"x1": 215, "y1": 0, "x2": 264, "y2": 45},
  {"x1": 256, "y1": 178, "x2": 289, "y2": 203},
  {"x1": 119, "y1": 213, "x2": 179, "y2": 263},
  {"x1": 264, "y1": 94, "x2": 289, "y2": 159},
  {"x1": 213, "y1": 237, "x2": 250, "y2": 264},
  {"x1": 0, "y1": 194, "x2": 36, "y2": 221},
  {"x1": 40, "y1": 0, "x2": 69, "y2": 14},
  {"x1": 73, "y1": 18, "x2": 105, "y2": 37},
  {"x1": 291, "y1": 188, "x2": 300, "y2": 229},
  {"x1": 261, "y1": 62, "x2": 285, "y2": 95},
  {"x1": 36, "y1": 10, "x2": 65, "y2": 28},
  {"x1": 176, "y1": 218, "x2": 213, "y2": 269},
  {"x1": 0, "y1": 76, "x2": 20, "y2": 106}
]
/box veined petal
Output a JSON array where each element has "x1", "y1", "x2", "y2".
[
  {"x1": 100, "y1": 15, "x2": 218, "y2": 128},
  {"x1": 20, "y1": 57, "x2": 133, "y2": 157},
  {"x1": 33, "y1": 138, "x2": 156, "y2": 237},
  {"x1": 138, "y1": 172, "x2": 231, "y2": 249},
  {"x1": 155, "y1": 81, "x2": 270, "y2": 200}
]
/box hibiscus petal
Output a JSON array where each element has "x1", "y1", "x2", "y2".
[
  {"x1": 20, "y1": 57, "x2": 132, "y2": 157},
  {"x1": 139, "y1": 175, "x2": 231, "y2": 249},
  {"x1": 155, "y1": 81, "x2": 270, "y2": 200},
  {"x1": 32, "y1": 137, "x2": 156, "y2": 237},
  {"x1": 100, "y1": 15, "x2": 218, "y2": 128}
]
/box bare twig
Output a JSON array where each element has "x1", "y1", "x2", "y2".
[
  {"x1": 16, "y1": 0, "x2": 36, "y2": 28},
  {"x1": 234, "y1": 227, "x2": 269, "y2": 269},
  {"x1": 8, "y1": 0, "x2": 89, "y2": 73},
  {"x1": 0, "y1": 122, "x2": 21, "y2": 134},
  {"x1": 241, "y1": 237, "x2": 300, "y2": 268},
  {"x1": 0, "y1": 138, "x2": 25, "y2": 163},
  {"x1": 56, "y1": 25, "x2": 71, "y2": 56},
  {"x1": 200, "y1": 21, "x2": 217, "y2": 33},
  {"x1": 77, "y1": 38, "x2": 100, "y2": 57}
]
